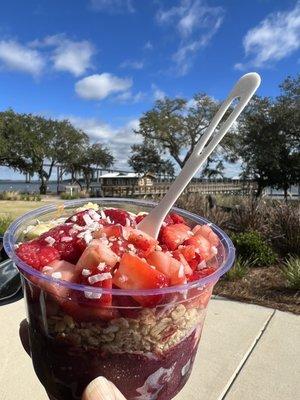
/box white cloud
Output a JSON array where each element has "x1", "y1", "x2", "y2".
[
  {"x1": 75, "y1": 73, "x2": 132, "y2": 100},
  {"x1": 114, "y1": 90, "x2": 145, "y2": 103},
  {"x1": 156, "y1": 0, "x2": 224, "y2": 75},
  {"x1": 90, "y1": 0, "x2": 134, "y2": 13},
  {"x1": 151, "y1": 84, "x2": 166, "y2": 101},
  {"x1": 0, "y1": 40, "x2": 45, "y2": 75},
  {"x1": 120, "y1": 59, "x2": 144, "y2": 70},
  {"x1": 31, "y1": 34, "x2": 95, "y2": 76},
  {"x1": 67, "y1": 115, "x2": 141, "y2": 169},
  {"x1": 236, "y1": 1, "x2": 300, "y2": 69}
]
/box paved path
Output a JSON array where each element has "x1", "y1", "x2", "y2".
[{"x1": 0, "y1": 297, "x2": 299, "y2": 400}]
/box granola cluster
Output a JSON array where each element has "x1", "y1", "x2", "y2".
[{"x1": 48, "y1": 304, "x2": 205, "y2": 354}]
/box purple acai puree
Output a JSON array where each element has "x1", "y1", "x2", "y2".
[{"x1": 29, "y1": 324, "x2": 202, "y2": 400}]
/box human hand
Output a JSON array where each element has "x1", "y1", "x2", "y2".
[{"x1": 19, "y1": 320, "x2": 126, "y2": 400}]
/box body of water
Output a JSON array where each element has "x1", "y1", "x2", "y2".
[{"x1": 0, "y1": 181, "x2": 59, "y2": 193}]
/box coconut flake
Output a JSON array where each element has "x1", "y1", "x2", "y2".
[
  {"x1": 211, "y1": 246, "x2": 218, "y2": 255},
  {"x1": 84, "y1": 291, "x2": 102, "y2": 299},
  {"x1": 44, "y1": 236, "x2": 56, "y2": 246},
  {"x1": 127, "y1": 243, "x2": 136, "y2": 252},
  {"x1": 84, "y1": 231, "x2": 93, "y2": 244},
  {"x1": 97, "y1": 262, "x2": 106, "y2": 271},
  {"x1": 100, "y1": 209, "x2": 106, "y2": 219},
  {"x1": 106, "y1": 216, "x2": 112, "y2": 224},
  {"x1": 125, "y1": 218, "x2": 131, "y2": 227},
  {"x1": 88, "y1": 272, "x2": 112, "y2": 284},
  {"x1": 61, "y1": 236, "x2": 72, "y2": 242},
  {"x1": 51, "y1": 272, "x2": 62, "y2": 279},
  {"x1": 83, "y1": 214, "x2": 94, "y2": 226},
  {"x1": 82, "y1": 268, "x2": 91, "y2": 276},
  {"x1": 187, "y1": 230, "x2": 194, "y2": 237},
  {"x1": 71, "y1": 216, "x2": 77, "y2": 222},
  {"x1": 178, "y1": 264, "x2": 185, "y2": 278}
]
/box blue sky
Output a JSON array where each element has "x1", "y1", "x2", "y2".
[{"x1": 0, "y1": 0, "x2": 299, "y2": 180}]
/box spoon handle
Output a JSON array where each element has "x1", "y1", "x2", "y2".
[{"x1": 137, "y1": 73, "x2": 261, "y2": 238}]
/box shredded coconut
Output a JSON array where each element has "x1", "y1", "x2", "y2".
[
  {"x1": 211, "y1": 246, "x2": 218, "y2": 255},
  {"x1": 197, "y1": 260, "x2": 207, "y2": 270},
  {"x1": 84, "y1": 291, "x2": 102, "y2": 299},
  {"x1": 97, "y1": 262, "x2": 106, "y2": 271},
  {"x1": 44, "y1": 236, "x2": 56, "y2": 246},
  {"x1": 61, "y1": 236, "x2": 72, "y2": 242},
  {"x1": 125, "y1": 218, "x2": 131, "y2": 227},
  {"x1": 88, "y1": 273, "x2": 112, "y2": 284},
  {"x1": 100, "y1": 210, "x2": 106, "y2": 219},
  {"x1": 178, "y1": 264, "x2": 185, "y2": 278},
  {"x1": 82, "y1": 268, "x2": 91, "y2": 276},
  {"x1": 83, "y1": 214, "x2": 94, "y2": 226},
  {"x1": 84, "y1": 231, "x2": 93, "y2": 244},
  {"x1": 51, "y1": 272, "x2": 62, "y2": 279},
  {"x1": 71, "y1": 216, "x2": 77, "y2": 222}
]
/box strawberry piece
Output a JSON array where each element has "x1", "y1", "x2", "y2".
[
  {"x1": 192, "y1": 224, "x2": 219, "y2": 246},
  {"x1": 189, "y1": 267, "x2": 216, "y2": 282},
  {"x1": 16, "y1": 241, "x2": 60, "y2": 270},
  {"x1": 39, "y1": 224, "x2": 86, "y2": 264},
  {"x1": 104, "y1": 208, "x2": 131, "y2": 226},
  {"x1": 135, "y1": 214, "x2": 146, "y2": 224},
  {"x1": 147, "y1": 251, "x2": 187, "y2": 285},
  {"x1": 184, "y1": 234, "x2": 215, "y2": 261},
  {"x1": 125, "y1": 227, "x2": 158, "y2": 257},
  {"x1": 76, "y1": 239, "x2": 119, "y2": 271},
  {"x1": 170, "y1": 213, "x2": 186, "y2": 224},
  {"x1": 93, "y1": 224, "x2": 123, "y2": 240},
  {"x1": 113, "y1": 253, "x2": 169, "y2": 306},
  {"x1": 65, "y1": 209, "x2": 101, "y2": 226},
  {"x1": 160, "y1": 223, "x2": 191, "y2": 251},
  {"x1": 172, "y1": 250, "x2": 193, "y2": 276}
]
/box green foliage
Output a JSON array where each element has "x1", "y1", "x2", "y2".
[
  {"x1": 231, "y1": 231, "x2": 276, "y2": 267},
  {"x1": 60, "y1": 192, "x2": 80, "y2": 200},
  {"x1": 128, "y1": 141, "x2": 175, "y2": 176},
  {"x1": 282, "y1": 256, "x2": 300, "y2": 290},
  {"x1": 135, "y1": 94, "x2": 235, "y2": 174},
  {"x1": 224, "y1": 257, "x2": 251, "y2": 281},
  {"x1": 0, "y1": 215, "x2": 13, "y2": 235},
  {"x1": 20, "y1": 193, "x2": 42, "y2": 202},
  {"x1": 236, "y1": 74, "x2": 300, "y2": 198}
]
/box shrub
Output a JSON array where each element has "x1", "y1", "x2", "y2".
[
  {"x1": 0, "y1": 215, "x2": 13, "y2": 235},
  {"x1": 282, "y1": 256, "x2": 300, "y2": 290},
  {"x1": 60, "y1": 192, "x2": 79, "y2": 200},
  {"x1": 224, "y1": 257, "x2": 251, "y2": 281},
  {"x1": 268, "y1": 203, "x2": 300, "y2": 256},
  {"x1": 0, "y1": 191, "x2": 21, "y2": 201},
  {"x1": 231, "y1": 231, "x2": 276, "y2": 267}
]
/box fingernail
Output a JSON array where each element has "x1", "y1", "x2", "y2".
[{"x1": 82, "y1": 377, "x2": 122, "y2": 400}]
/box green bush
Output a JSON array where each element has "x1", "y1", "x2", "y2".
[
  {"x1": 282, "y1": 256, "x2": 300, "y2": 290},
  {"x1": 0, "y1": 215, "x2": 13, "y2": 235},
  {"x1": 60, "y1": 192, "x2": 79, "y2": 200},
  {"x1": 0, "y1": 191, "x2": 21, "y2": 200},
  {"x1": 231, "y1": 231, "x2": 276, "y2": 267},
  {"x1": 225, "y1": 257, "x2": 251, "y2": 281}
]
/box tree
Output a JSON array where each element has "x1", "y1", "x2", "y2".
[
  {"x1": 236, "y1": 75, "x2": 300, "y2": 199},
  {"x1": 128, "y1": 142, "x2": 175, "y2": 177},
  {"x1": 134, "y1": 94, "x2": 235, "y2": 176},
  {"x1": 65, "y1": 142, "x2": 114, "y2": 190}
]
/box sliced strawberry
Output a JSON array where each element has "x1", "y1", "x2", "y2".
[
  {"x1": 104, "y1": 208, "x2": 131, "y2": 226},
  {"x1": 39, "y1": 224, "x2": 86, "y2": 264},
  {"x1": 113, "y1": 253, "x2": 169, "y2": 306},
  {"x1": 16, "y1": 241, "x2": 60, "y2": 270},
  {"x1": 170, "y1": 213, "x2": 186, "y2": 224},
  {"x1": 147, "y1": 251, "x2": 187, "y2": 286},
  {"x1": 184, "y1": 234, "x2": 216, "y2": 261},
  {"x1": 192, "y1": 224, "x2": 219, "y2": 246},
  {"x1": 65, "y1": 209, "x2": 101, "y2": 226},
  {"x1": 172, "y1": 250, "x2": 193, "y2": 276},
  {"x1": 92, "y1": 224, "x2": 123, "y2": 240},
  {"x1": 76, "y1": 239, "x2": 118, "y2": 271},
  {"x1": 189, "y1": 267, "x2": 216, "y2": 281},
  {"x1": 161, "y1": 223, "x2": 191, "y2": 251},
  {"x1": 125, "y1": 227, "x2": 158, "y2": 257}
]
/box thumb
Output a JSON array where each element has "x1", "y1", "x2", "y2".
[{"x1": 82, "y1": 377, "x2": 127, "y2": 400}]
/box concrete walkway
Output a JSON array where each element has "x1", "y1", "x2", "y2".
[{"x1": 0, "y1": 297, "x2": 299, "y2": 400}]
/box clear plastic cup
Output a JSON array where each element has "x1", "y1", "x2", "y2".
[{"x1": 4, "y1": 198, "x2": 235, "y2": 400}]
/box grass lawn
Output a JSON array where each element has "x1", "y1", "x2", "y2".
[{"x1": 0, "y1": 198, "x2": 64, "y2": 219}]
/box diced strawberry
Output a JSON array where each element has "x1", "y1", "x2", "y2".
[
  {"x1": 76, "y1": 239, "x2": 119, "y2": 271},
  {"x1": 172, "y1": 250, "x2": 193, "y2": 276},
  {"x1": 170, "y1": 213, "x2": 186, "y2": 224},
  {"x1": 125, "y1": 227, "x2": 158, "y2": 257},
  {"x1": 104, "y1": 208, "x2": 131, "y2": 226},
  {"x1": 65, "y1": 209, "x2": 101, "y2": 226},
  {"x1": 93, "y1": 224, "x2": 123, "y2": 240},
  {"x1": 184, "y1": 234, "x2": 215, "y2": 261},
  {"x1": 16, "y1": 241, "x2": 60, "y2": 270},
  {"x1": 161, "y1": 223, "x2": 191, "y2": 251},
  {"x1": 38, "y1": 224, "x2": 87, "y2": 264},
  {"x1": 41, "y1": 259, "x2": 79, "y2": 299},
  {"x1": 147, "y1": 251, "x2": 187, "y2": 285},
  {"x1": 192, "y1": 224, "x2": 219, "y2": 246},
  {"x1": 113, "y1": 253, "x2": 169, "y2": 306},
  {"x1": 189, "y1": 267, "x2": 216, "y2": 282}
]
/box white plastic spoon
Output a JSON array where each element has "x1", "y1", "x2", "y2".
[{"x1": 137, "y1": 72, "x2": 261, "y2": 238}]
